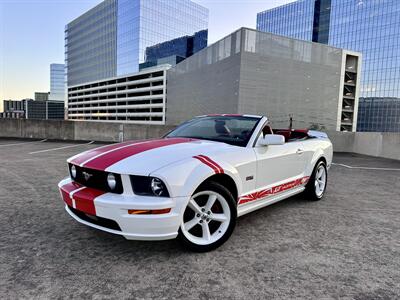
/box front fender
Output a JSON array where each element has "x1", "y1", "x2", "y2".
[{"x1": 150, "y1": 157, "x2": 242, "y2": 198}]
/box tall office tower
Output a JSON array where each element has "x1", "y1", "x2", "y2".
[
  {"x1": 65, "y1": 0, "x2": 208, "y2": 86},
  {"x1": 50, "y1": 64, "x2": 65, "y2": 101},
  {"x1": 257, "y1": 0, "x2": 400, "y2": 132}
]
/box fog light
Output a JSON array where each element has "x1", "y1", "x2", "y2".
[
  {"x1": 70, "y1": 165, "x2": 77, "y2": 179},
  {"x1": 107, "y1": 173, "x2": 116, "y2": 190}
]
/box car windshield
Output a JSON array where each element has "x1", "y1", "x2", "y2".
[{"x1": 166, "y1": 116, "x2": 262, "y2": 147}]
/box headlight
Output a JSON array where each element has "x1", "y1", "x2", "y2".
[
  {"x1": 130, "y1": 176, "x2": 170, "y2": 197},
  {"x1": 70, "y1": 165, "x2": 77, "y2": 179},
  {"x1": 151, "y1": 178, "x2": 165, "y2": 196},
  {"x1": 107, "y1": 173, "x2": 117, "y2": 191}
]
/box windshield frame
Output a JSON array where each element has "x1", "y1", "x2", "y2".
[{"x1": 164, "y1": 115, "x2": 263, "y2": 147}]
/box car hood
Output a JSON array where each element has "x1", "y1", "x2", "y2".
[{"x1": 68, "y1": 137, "x2": 234, "y2": 175}]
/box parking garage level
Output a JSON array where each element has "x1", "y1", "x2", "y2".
[{"x1": 0, "y1": 139, "x2": 399, "y2": 299}]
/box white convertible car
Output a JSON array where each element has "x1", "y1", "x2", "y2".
[{"x1": 59, "y1": 115, "x2": 332, "y2": 251}]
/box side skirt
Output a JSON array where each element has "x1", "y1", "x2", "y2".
[{"x1": 237, "y1": 186, "x2": 305, "y2": 217}]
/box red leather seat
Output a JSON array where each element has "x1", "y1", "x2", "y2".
[{"x1": 274, "y1": 130, "x2": 291, "y2": 142}]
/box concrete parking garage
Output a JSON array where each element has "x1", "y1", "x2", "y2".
[{"x1": 0, "y1": 138, "x2": 399, "y2": 299}]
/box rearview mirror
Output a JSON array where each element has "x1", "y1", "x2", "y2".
[{"x1": 258, "y1": 134, "x2": 285, "y2": 146}]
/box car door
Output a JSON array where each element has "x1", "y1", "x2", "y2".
[{"x1": 254, "y1": 133, "x2": 307, "y2": 191}]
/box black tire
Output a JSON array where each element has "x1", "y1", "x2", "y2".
[
  {"x1": 178, "y1": 181, "x2": 237, "y2": 252},
  {"x1": 304, "y1": 160, "x2": 328, "y2": 201}
]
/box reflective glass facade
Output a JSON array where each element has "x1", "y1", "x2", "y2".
[
  {"x1": 137, "y1": 0, "x2": 208, "y2": 73},
  {"x1": 141, "y1": 30, "x2": 208, "y2": 69},
  {"x1": 65, "y1": 0, "x2": 117, "y2": 86},
  {"x1": 50, "y1": 64, "x2": 65, "y2": 101},
  {"x1": 256, "y1": 0, "x2": 315, "y2": 41},
  {"x1": 66, "y1": 0, "x2": 208, "y2": 85},
  {"x1": 358, "y1": 98, "x2": 400, "y2": 131},
  {"x1": 257, "y1": 0, "x2": 400, "y2": 132},
  {"x1": 116, "y1": 0, "x2": 140, "y2": 75}
]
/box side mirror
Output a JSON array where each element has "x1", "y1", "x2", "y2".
[{"x1": 258, "y1": 134, "x2": 285, "y2": 146}]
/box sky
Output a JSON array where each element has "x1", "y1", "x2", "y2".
[{"x1": 0, "y1": 0, "x2": 294, "y2": 109}]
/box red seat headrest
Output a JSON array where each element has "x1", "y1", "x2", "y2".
[{"x1": 274, "y1": 130, "x2": 291, "y2": 142}]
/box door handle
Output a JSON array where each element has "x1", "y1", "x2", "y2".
[{"x1": 296, "y1": 149, "x2": 304, "y2": 154}]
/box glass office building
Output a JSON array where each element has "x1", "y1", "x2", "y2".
[
  {"x1": 50, "y1": 64, "x2": 65, "y2": 101},
  {"x1": 66, "y1": 0, "x2": 208, "y2": 86},
  {"x1": 257, "y1": 0, "x2": 400, "y2": 132},
  {"x1": 65, "y1": 0, "x2": 117, "y2": 86},
  {"x1": 140, "y1": 30, "x2": 208, "y2": 70}
]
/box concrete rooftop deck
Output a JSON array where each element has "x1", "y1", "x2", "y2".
[{"x1": 0, "y1": 139, "x2": 399, "y2": 299}]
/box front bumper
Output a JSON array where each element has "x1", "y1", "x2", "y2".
[{"x1": 58, "y1": 178, "x2": 189, "y2": 241}]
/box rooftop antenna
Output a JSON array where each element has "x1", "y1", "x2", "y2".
[{"x1": 289, "y1": 114, "x2": 293, "y2": 131}]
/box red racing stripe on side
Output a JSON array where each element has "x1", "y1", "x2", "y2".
[
  {"x1": 73, "y1": 187, "x2": 105, "y2": 216},
  {"x1": 238, "y1": 176, "x2": 310, "y2": 205},
  {"x1": 69, "y1": 140, "x2": 146, "y2": 166},
  {"x1": 84, "y1": 138, "x2": 194, "y2": 171},
  {"x1": 194, "y1": 155, "x2": 224, "y2": 174}
]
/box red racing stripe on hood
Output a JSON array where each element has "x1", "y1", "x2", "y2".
[
  {"x1": 70, "y1": 140, "x2": 146, "y2": 166},
  {"x1": 83, "y1": 138, "x2": 195, "y2": 171}
]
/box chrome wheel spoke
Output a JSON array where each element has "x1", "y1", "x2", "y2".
[
  {"x1": 188, "y1": 199, "x2": 202, "y2": 214},
  {"x1": 184, "y1": 217, "x2": 198, "y2": 231},
  {"x1": 212, "y1": 213, "x2": 227, "y2": 222},
  {"x1": 205, "y1": 194, "x2": 217, "y2": 211},
  {"x1": 202, "y1": 222, "x2": 211, "y2": 241}
]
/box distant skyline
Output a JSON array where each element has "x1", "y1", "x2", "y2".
[{"x1": 0, "y1": 0, "x2": 294, "y2": 108}]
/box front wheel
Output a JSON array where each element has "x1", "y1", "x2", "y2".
[
  {"x1": 178, "y1": 181, "x2": 237, "y2": 252},
  {"x1": 304, "y1": 160, "x2": 328, "y2": 201}
]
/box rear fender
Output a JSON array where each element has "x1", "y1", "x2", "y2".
[{"x1": 305, "y1": 141, "x2": 333, "y2": 176}]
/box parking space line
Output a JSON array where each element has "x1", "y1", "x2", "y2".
[
  {"x1": 332, "y1": 162, "x2": 400, "y2": 171},
  {"x1": 29, "y1": 141, "x2": 95, "y2": 154},
  {"x1": 0, "y1": 139, "x2": 47, "y2": 148}
]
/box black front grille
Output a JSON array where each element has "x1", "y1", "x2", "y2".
[
  {"x1": 69, "y1": 163, "x2": 123, "y2": 194},
  {"x1": 69, "y1": 206, "x2": 121, "y2": 231}
]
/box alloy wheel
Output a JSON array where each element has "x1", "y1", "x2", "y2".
[
  {"x1": 181, "y1": 191, "x2": 230, "y2": 246},
  {"x1": 314, "y1": 165, "x2": 327, "y2": 197}
]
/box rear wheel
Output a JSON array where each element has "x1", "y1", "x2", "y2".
[
  {"x1": 304, "y1": 160, "x2": 327, "y2": 201},
  {"x1": 178, "y1": 181, "x2": 236, "y2": 252}
]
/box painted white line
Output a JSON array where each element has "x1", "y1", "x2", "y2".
[
  {"x1": 332, "y1": 162, "x2": 400, "y2": 171},
  {"x1": 0, "y1": 139, "x2": 47, "y2": 148},
  {"x1": 29, "y1": 141, "x2": 94, "y2": 154}
]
